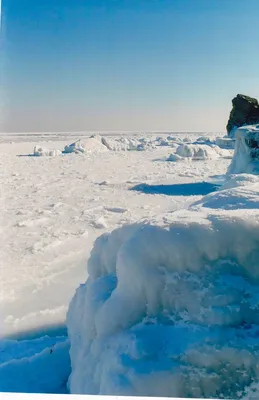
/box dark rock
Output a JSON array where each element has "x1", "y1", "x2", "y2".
[{"x1": 226, "y1": 94, "x2": 259, "y2": 136}]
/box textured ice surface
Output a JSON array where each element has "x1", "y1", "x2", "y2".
[{"x1": 228, "y1": 125, "x2": 259, "y2": 174}]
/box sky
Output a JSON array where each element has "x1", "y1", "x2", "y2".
[{"x1": 2, "y1": 0, "x2": 259, "y2": 133}]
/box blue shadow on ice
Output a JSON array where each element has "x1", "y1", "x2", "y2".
[
  {"x1": 131, "y1": 181, "x2": 219, "y2": 196},
  {"x1": 2, "y1": 324, "x2": 70, "y2": 395}
]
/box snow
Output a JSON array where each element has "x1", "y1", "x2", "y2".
[
  {"x1": 4, "y1": 130, "x2": 255, "y2": 396},
  {"x1": 3, "y1": 133, "x2": 226, "y2": 338},
  {"x1": 191, "y1": 173, "x2": 259, "y2": 211},
  {"x1": 221, "y1": 174, "x2": 259, "y2": 190},
  {"x1": 191, "y1": 182, "x2": 259, "y2": 211},
  {"x1": 228, "y1": 125, "x2": 259, "y2": 175}
]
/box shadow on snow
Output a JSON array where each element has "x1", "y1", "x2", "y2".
[{"x1": 131, "y1": 181, "x2": 219, "y2": 196}]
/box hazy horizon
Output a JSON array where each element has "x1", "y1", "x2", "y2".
[
  {"x1": 2, "y1": 0, "x2": 259, "y2": 133},
  {"x1": 0, "y1": 129, "x2": 225, "y2": 135}
]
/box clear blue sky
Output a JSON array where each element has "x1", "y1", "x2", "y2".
[{"x1": 2, "y1": 0, "x2": 259, "y2": 133}]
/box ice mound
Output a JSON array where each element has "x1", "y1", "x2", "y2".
[
  {"x1": 101, "y1": 136, "x2": 156, "y2": 151},
  {"x1": 67, "y1": 202, "x2": 259, "y2": 397},
  {"x1": 63, "y1": 137, "x2": 107, "y2": 154},
  {"x1": 34, "y1": 146, "x2": 62, "y2": 157},
  {"x1": 228, "y1": 125, "x2": 259, "y2": 174},
  {"x1": 175, "y1": 143, "x2": 226, "y2": 160}
]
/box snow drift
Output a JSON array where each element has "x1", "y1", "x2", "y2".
[
  {"x1": 67, "y1": 180, "x2": 259, "y2": 398},
  {"x1": 221, "y1": 174, "x2": 259, "y2": 190},
  {"x1": 191, "y1": 181, "x2": 259, "y2": 211},
  {"x1": 228, "y1": 124, "x2": 259, "y2": 174}
]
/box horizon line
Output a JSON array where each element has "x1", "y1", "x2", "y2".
[{"x1": 0, "y1": 130, "x2": 225, "y2": 135}]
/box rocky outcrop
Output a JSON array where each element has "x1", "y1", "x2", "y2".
[{"x1": 227, "y1": 94, "x2": 259, "y2": 137}]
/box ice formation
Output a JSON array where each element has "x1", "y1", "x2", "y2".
[
  {"x1": 101, "y1": 136, "x2": 156, "y2": 151},
  {"x1": 167, "y1": 153, "x2": 184, "y2": 162},
  {"x1": 175, "y1": 143, "x2": 227, "y2": 160},
  {"x1": 63, "y1": 140, "x2": 86, "y2": 154},
  {"x1": 67, "y1": 180, "x2": 259, "y2": 398},
  {"x1": 63, "y1": 137, "x2": 108, "y2": 154},
  {"x1": 66, "y1": 128, "x2": 259, "y2": 397},
  {"x1": 228, "y1": 125, "x2": 259, "y2": 174},
  {"x1": 33, "y1": 146, "x2": 62, "y2": 157},
  {"x1": 194, "y1": 136, "x2": 216, "y2": 145}
]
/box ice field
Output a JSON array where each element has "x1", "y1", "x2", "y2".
[{"x1": 2, "y1": 128, "x2": 259, "y2": 398}]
